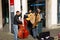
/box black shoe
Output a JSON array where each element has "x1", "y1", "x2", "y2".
[
  {"x1": 33, "y1": 37, "x2": 36, "y2": 39},
  {"x1": 36, "y1": 36, "x2": 39, "y2": 39}
]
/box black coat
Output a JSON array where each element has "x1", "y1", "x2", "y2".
[{"x1": 14, "y1": 14, "x2": 22, "y2": 25}]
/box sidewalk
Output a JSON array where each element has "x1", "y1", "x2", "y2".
[
  {"x1": 0, "y1": 31, "x2": 36, "y2": 40},
  {"x1": 0, "y1": 24, "x2": 60, "y2": 40},
  {"x1": 0, "y1": 31, "x2": 13, "y2": 40},
  {"x1": 0, "y1": 24, "x2": 35, "y2": 40}
]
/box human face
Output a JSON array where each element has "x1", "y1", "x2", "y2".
[
  {"x1": 37, "y1": 9, "x2": 41, "y2": 13},
  {"x1": 16, "y1": 12, "x2": 20, "y2": 15},
  {"x1": 29, "y1": 10, "x2": 32, "y2": 13}
]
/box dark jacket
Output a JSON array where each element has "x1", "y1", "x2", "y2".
[{"x1": 14, "y1": 14, "x2": 22, "y2": 25}]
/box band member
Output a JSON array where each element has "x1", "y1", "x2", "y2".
[
  {"x1": 27, "y1": 11, "x2": 41, "y2": 39},
  {"x1": 25, "y1": 10, "x2": 33, "y2": 35},
  {"x1": 37, "y1": 8, "x2": 43, "y2": 34},
  {"x1": 32, "y1": 12, "x2": 41, "y2": 39},
  {"x1": 13, "y1": 11, "x2": 22, "y2": 40}
]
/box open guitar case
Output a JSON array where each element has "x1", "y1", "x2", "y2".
[{"x1": 38, "y1": 31, "x2": 54, "y2": 40}]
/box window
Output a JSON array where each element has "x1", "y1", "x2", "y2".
[{"x1": 58, "y1": 0, "x2": 60, "y2": 23}]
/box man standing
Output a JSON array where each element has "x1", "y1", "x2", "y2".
[
  {"x1": 37, "y1": 8, "x2": 43, "y2": 34},
  {"x1": 32, "y1": 12, "x2": 41, "y2": 39},
  {"x1": 25, "y1": 9, "x2": 33, "y2": 35},
  {"x1": 13, "y1": 11, "x2": 22, "y2": 40}
]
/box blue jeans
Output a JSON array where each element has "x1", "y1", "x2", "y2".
[
  {"x1": 32, "y1": 27, "x2": 38, "y2": 38},
  {"x1": 13, "y1": 24, "x2": 19, "y2": 40},
  {"x1": 38, "y1": 22, "x2": 42, "y2": 34}
]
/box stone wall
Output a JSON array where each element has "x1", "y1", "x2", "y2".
[{"x1": 0, "y1": 0, "x2": 3, "y2": 30}]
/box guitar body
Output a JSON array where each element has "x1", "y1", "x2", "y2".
[{"x1": 18, "y1": 19, "x2": 29, "y2": 39}]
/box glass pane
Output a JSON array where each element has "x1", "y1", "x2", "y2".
[{"x1": 58, "y1": 0, "x2": 60, "y2": 23}]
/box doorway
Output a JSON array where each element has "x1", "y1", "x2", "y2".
[
  {"x1": 58, "y1": 0, "x2": 60, "y2": 23},
  {"x1": 2, "y1": 0, "x2": 9, "y2": 32},
  {"x1": 28, "y1": 0, "x2": 46, "y2": 27}
]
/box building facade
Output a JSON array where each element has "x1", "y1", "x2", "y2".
[{"x1": 0, "y1": 0, "x2": 60, "y2": 33}]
